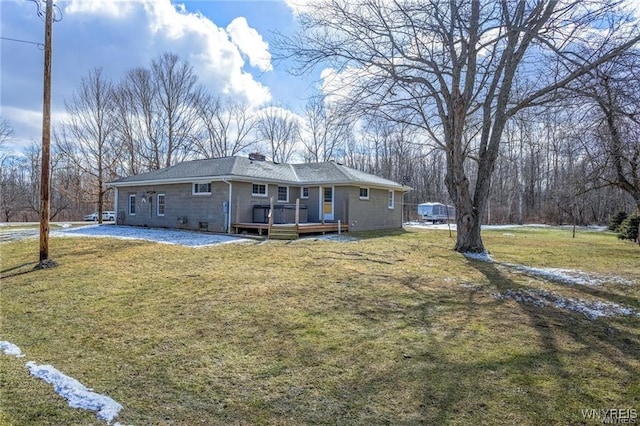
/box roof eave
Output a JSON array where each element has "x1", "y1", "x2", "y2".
[{"x1": 108, "y1": 174, "x2": 303, "y2": 188}]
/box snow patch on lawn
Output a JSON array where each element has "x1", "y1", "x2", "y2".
[
  {"x1": 461, "y1": 249, "x2": 635, "y2": 288},
  {"x1": 26, "y1": 361, "x2": 122, "y2": 424},
  {"x1": 506, "y1": 264, "x2": 636, "y2": 287},
  {"x1": 404, "y1": 222, "x2": 554, "y2": 230},
  {"x1": 404, "y1": 221, "x2": 457, "y2": 230},
  {"x1": 462, "y1": 249, "x2": 637, "y2": 319},
  {"x1": 404, "y1": 222, "x2": 608, "y2": 232},
  {"x1": 494, "y1": 289, "x2": 636, "y2": 320},
  {"x1": 0, "y1": 341, "x2": 24, "y2": 357},
  {"x1": 299, "y1": 234, "x2": 359, "y2": 242},
  {"x1": 463, "y1": 251, "x2": 494, "y2": 262},
  {"x1": 1, "y1": 341, "x2": 122, "y2": 424},
  {"x1": 54, "y1": 224, "x2": 253, "y2": 247}
]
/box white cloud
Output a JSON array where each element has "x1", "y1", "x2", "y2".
[
  {"x1": 226, "y1": 17, "x2": 273, "y2": 72},
  {"x1": 253, "y1": 104, "x2": 305, "y2": 125},
  {"x1": 48, "y1": 0, "x2": 273, "y2": 108},
  {"x1": 139, "y1": 0, "x2": 272, "y2": 108},
  {"x1": 2, "y1": 106, "x2": 42, "y2": 131},
  {"x1": 65, "y1": 0, "x2": 136, "y2": 18},
  {"x1": 283, "y1": 0, "x2": 314, "y2": 16},
  {"x1": 1, "y1": 107, "x2": 44, "y2": 152},
  {"x1": 319, "y1": 66, "x2": 370, "y2": 105},
  {"x1": 1, "y1": 0, "x2": 285, "y2": 148}
]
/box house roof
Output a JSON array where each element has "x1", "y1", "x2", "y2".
[{"x1": 109, "y1": 156, "x2": 407, "y2": 190}]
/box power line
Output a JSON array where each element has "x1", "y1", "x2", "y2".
[
  {"x1": 1, "y1": 1, "x2": 62, "y2": 49},
  {"x1": 0, "y1": 36, "x2": 44, "y2": 49},
  {"x1": 27, "y1": 0, "x2": 63, "y2": 23}
]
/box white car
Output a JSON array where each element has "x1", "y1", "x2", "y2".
[{"x1": 84, "y1": 211, "x2": 116, "y2": 221}]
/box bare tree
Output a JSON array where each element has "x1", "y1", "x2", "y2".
[
  {"x1": 111, "y1": 54, "x2": 203, "y2": 172},
  {"x1": 0, "y1": 155, "x2": 27, "y2": 222},
  {"x1": 0, "y1": 117, "x2": 20, "y2": 218},
  {"x1": 112, "y1": 75, "x2": 145, "y2": 176},
  {"x1": 193, "y1": 95, "x2": 257, "y2": 158},
  {"x1": 0, "y1": 120, "x2": 24, "y2": 221},
  {"x1": 115, "y1": 67, "x2": 164, "y2": 172},
  {"x1": 278, "y1": 0, "x2": 640, "y2": 252},
  {"x1": 10, "y1": 142, "x2": 70, "y2": 221},
  {"x1": 302, "y1": 96, "x2": 350, "y2": 162},
  {"x1": 20, "y1": 143, "x2": 41, "y2": 218},
  {"x1": 0, "y1": 117, "x2": 13, "y2": 151},
  {"x1": 256, "y1": 105, "x2": 300, "y2": 163},
  {"x1": 151, "y1": 52, "x2": 203, "y2": 168},
  {"x1": 573, "y1": 52, "x2": 640, "y2": 214},
  {"x1": 57, "y1": 68, "x2": 118, "y2": 223}
]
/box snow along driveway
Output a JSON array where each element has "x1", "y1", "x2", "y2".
[
  {"x1": 53, "y1": 224, "x2": 253, "y2": 247},
  {"x1": 3, "y1": 224, "x2": 357, "y2": 246}
]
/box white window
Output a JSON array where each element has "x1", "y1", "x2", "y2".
[
  {"x1": 193, "y1": 183, "x2": 211, "y2": 195},
  {"x1": 252, "y1": 183, "x2": 267, "y2": 197},
  {"x1": 388, "y1": 190, "x2": 395, "y2": 209},
  {"x1": 129, "y1": 194, "x2": 136, "y2": 215},
  {"x1": 301, "y1": 187, "x2": 309, "y2": 199},
  {"x1": 277, "y1": 186, "x2": 289, "y2": 202},
  {"x1": 359, "y1": 187, "x2": 369, "y2": 200},
  {"x1": 157, "y1": 193, "x2": 165, "y2": 216}
]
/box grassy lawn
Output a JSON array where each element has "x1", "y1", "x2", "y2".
[{"x1": 1, "y1": 227, "x2": 638, "y2": 425}]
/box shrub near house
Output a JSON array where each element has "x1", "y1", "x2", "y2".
[{"x1": 617, "y1": 215, "x2": 640, "y2": 243}]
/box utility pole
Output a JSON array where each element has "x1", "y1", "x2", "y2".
[{"x1": 38, "y1": 0, "x2": 55, "y2": 267}]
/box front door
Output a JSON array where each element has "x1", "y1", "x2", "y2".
[{"x1": 322, "y1": 186, "x2": 334, "y2": 221}]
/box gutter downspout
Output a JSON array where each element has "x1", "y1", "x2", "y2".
[
  {"x1": 222, "y1": 179, "x2": 232, "y2": 233},
  {"x1": 114, "y1": 187, "x2": 118, "y2": 226}
]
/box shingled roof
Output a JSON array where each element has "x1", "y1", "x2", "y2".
[{"x1": 109, "y1": 156, "x2": 405, "y2": 190}]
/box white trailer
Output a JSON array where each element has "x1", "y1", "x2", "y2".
[{"x1": 417, "y1": 202, "x2": 455, "y2": 223}]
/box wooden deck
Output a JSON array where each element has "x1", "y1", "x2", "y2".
[{"x1": 232, "y1": 222, "x2": 349, "y2": 238}]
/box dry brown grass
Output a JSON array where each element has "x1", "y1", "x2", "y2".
[{"x1": 1, "y1": 227, "x2": 638, "y2": 425}]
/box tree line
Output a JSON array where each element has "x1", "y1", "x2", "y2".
[
  {"x1": 277, "y1": 0, "x2": 640, "y2": 251},
  {"x1": 1, "y1": 1, "x2": 639, "y2": 244}
]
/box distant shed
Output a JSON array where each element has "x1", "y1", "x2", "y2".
[{"x1": 417, "y1": 202, "x2": 455, "y2": 223}]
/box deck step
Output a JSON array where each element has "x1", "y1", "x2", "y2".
[{"x1": 269, "y1": 225, "x2": 299, "y2": 240}]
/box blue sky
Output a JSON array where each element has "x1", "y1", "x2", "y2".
[{"x1": 0, "y1": 0, "x2": 317, "y2": 150}]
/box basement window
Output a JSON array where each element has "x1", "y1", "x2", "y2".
[
  {"x1": 193, "y1": 183, "x2": 211, "y2": 195},
  {"x1": 359, "y1": 187, "x2": 369, "y2": 200}
]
